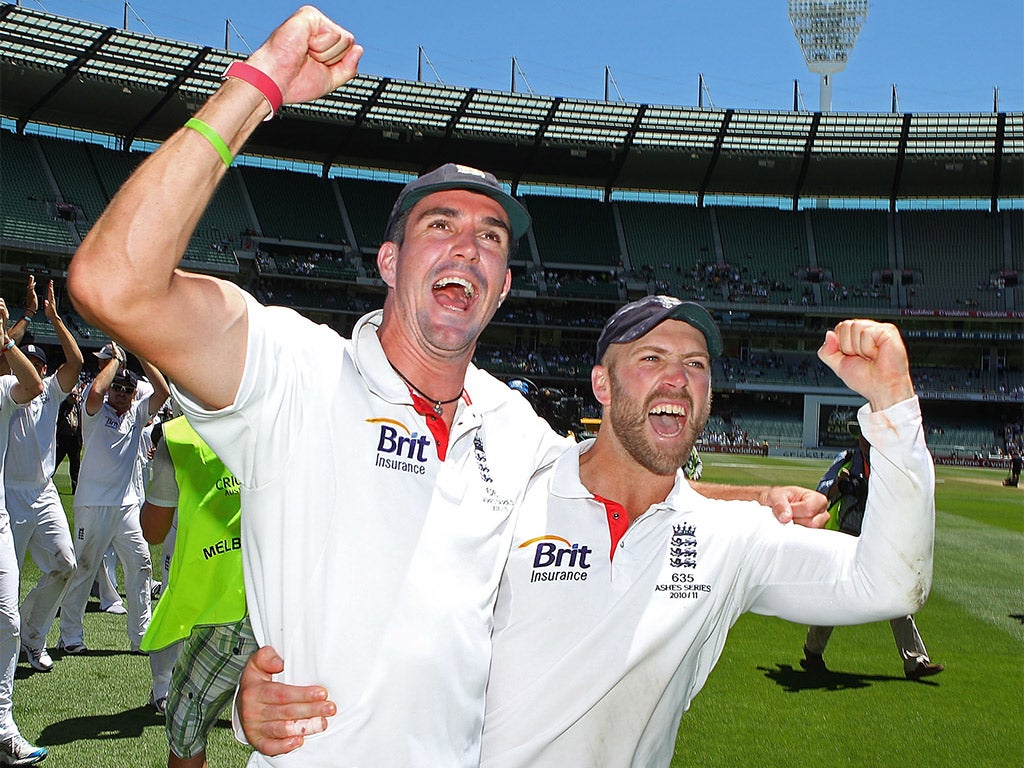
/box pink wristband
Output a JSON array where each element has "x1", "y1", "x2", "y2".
[{"x1": 223, "y1": 61, "x2": 283, "y2": 120}]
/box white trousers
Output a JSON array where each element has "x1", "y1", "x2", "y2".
[
  {"x1": 59, "y1": 504, "x2": 152, "y2": 649},
  {"x1": 6, "y1": 482, "x2": 77, "y2": 649},
  {"x1": 0, "y1": 510, "x2": 21, "y2": 739}
]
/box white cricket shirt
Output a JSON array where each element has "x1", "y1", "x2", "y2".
[
  {"x1": 4, "y1": 374, "x2": 68, "y2": 488},
  {"x1": 0, "y1": 376, "x2": 26, "y2": 513},
  {"x1": 74, "y1": 388, "x2": 153, "y2": 508},
  {"x1": 174, "y1": 291, "x2": 569, "y2": 768},
  {"x1": 481, "y1": 397, "x2": 934, "y2": 768}
]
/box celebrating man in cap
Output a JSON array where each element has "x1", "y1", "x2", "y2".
[
  {"x1": 68, "y1": 7, "x2": 824, "y2": 765},
  {"x1": 478, "y1": 302, "x2": 934, "y2": 766},
  {"x1": 4, "y1": 280, "x2": 83, "y2": 674}
]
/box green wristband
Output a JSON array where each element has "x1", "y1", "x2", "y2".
[{"x1": 185, "y1": 117, "x2": 234, "y2": 168}]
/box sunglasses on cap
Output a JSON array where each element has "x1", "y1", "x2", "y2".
[{"x1": 110, "y1": 383, "x2": 135, "y2": 394}]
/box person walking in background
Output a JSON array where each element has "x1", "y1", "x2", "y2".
[
  {"x1": 1003, "y1": 451, "x2": 1021, "y2": 487},
  {"x1": 800, "y1": 423, "x2": 944, "y2": 681},
  {"x1": 4, "y1": 280, "x2": 83, "y2": 674},
  {"x1": 0, "y1": 297, "x2": 47, "y2": 766}
]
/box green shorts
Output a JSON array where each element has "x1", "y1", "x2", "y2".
[{"x1": 165, "y1": 615, "x2": 258, "y2": 759}]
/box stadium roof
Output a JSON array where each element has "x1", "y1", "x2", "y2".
[{"x1": 1, "y1": 4, "x2": 1021, "y2": 207}]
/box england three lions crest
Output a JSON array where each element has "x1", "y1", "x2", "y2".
[{"x1": 670, "y1": 522, "x2": 697, "y2": 569}]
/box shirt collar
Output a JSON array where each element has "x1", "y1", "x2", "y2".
[
  {"x1": 550, "y1": 438, "x2": 703, "y2": 512},
  {"x1": 349, "y1": 309, "x2": 517, "y2": 418}
]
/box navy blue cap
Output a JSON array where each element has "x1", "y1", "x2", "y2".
[
  {"x1": 596, "y1": 295, "x2": 723, "y2": 361},
  {"x1": 22, "y1": 344, "x2": 46, "y2": 366}
]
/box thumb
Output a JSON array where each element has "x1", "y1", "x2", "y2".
[
  {"x1": 251, "y1": 645, "x2": 285, "y2": 678},
  {"x1": 816, "y1": 329, "x2": 843, "y2": 372}
]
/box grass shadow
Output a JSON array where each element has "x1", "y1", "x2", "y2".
[
  {"x1": 37, "y1": 705, "x2": 162, "y2": 746},
  {"x1": 759, "y1": 662, "x2": 898, "y2": 693}
]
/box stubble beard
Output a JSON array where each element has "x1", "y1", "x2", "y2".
[{"x1": 608, "y1": 375, "x2": 712, "y2": 477}]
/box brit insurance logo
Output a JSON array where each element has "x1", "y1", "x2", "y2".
[
  {"x1": 367, "y1": 417, "x2": 433, "y2": 476},
  {"x1": 518, "y1": 535, "x2": 594, "y2": 583},
  {"x1": 655, "y1": 521, "x2": 711, "y2": 599}
]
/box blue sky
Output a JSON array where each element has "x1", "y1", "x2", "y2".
[{"x1": 22, "y1": 0, "x2": 1024, "y2": 113}]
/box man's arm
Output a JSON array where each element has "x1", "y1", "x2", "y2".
[
  {"x1": 693, "y1": 482, "x2": 829, "y2": 528},
  {"x1": 6, "y1": 276, "x2": 39, "y2": 346},
  {"x1": 85, "y1": 351, "x2": 121, "y2": 416},
  {"x1": 138, "y1": 358, "x2": 170, "y2": 418},
  {"x1": 0, "y1": 299, "x2": 44, "y2": 404},
  {"x1": 750, "y1": 320, "x2": 934, "y2": 624},
  {"x1": 43, "y1": 280, "x2": 85, "y2": 393},
  {"x1": 66, "y1": 7, "x2": 362, "y2": 411}
]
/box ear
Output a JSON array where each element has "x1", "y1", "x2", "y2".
[
  {"x1": 591, "y1": 364, "x2": 612, "y2": 407},
  {"x1": 498, "y1": 268, "x2": 512, "y2": 306},
  {"x1": 377, "y1": 242, "x2": 398, "y2": 289}
]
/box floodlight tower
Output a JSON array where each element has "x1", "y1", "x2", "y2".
[{"x1": 788, "y1": 0, "x2": 869, "y2": 112}]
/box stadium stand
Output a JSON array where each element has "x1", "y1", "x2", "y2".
[
  {"x1": 900, "y1": 210, "x2": 1007, "y2": 312},
  {"x1": 807, "y1": 208, "x2": 893, "y2": 309},
  {"x1": 241, "y1": 166, "x2": 348, "y2": 245},
  {"x1": 37, "y1": 135, "x2": 110, "y2": 240},
  {"x1": 1, "y1": 5, "x2": 1021, "y2": 464},
  {"x1": 0, "y1": 130, "x2": 77, "y2": 251},
  {"x1": 617, "y1": 202, "x2": 718, "y2": 300},
  {"x1": 335, "y1": 176, "x2": 405, "y2": 252},
  {"x1": 713, "y1": 206, "x2": 808, "y2": 305},
  {"x1": 523, "y1": 195, "x2": 621, "y2": 268}
]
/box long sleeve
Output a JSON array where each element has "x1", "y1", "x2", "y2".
[{"x1": 745, "y1": 396, "x2": 935, "y2": 625}]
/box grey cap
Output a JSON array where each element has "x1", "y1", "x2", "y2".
[
  {"x1": 596, "y1": 295, "x2": 723, "y2": 362},
  {"x1": 386, "y1": 163, "x2": 531, "y2": 240},
  {"x1": 94, "y1": 342, "x2": 117, "y2": 360},
  {"x1": 22, "y1": 344, "x2": 47, "y2": 366}
]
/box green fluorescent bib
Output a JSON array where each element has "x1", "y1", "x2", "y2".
[{"x1": 141, "y1": 416, "x2": 245, "y2": 651}]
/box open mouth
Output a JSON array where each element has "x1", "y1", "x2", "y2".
[
  {"x1": 432, "y1": 276, "x2": 476, "y2": 311},
  {"x1": 648, "y1": 402, "x2": 687, "y2": 438}
]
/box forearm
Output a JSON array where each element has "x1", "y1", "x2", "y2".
[
  {"x1": 7, "y1": 315, "x2": 31, "y2": 344},
  {"x1": 1, "y1": 344, "x2": 44, "y2": 404},
  {"x1": 693, "y1": 481, "x2": 773, "y2": 504},
  {"x1": 52, "y1": 313, "x2": 85, "y2": 390},
  {"x1": 140, "y1": 503, "x2": 175, "y2": 544},
  {"x1": 138, "y1": 358, "x2": 171, "y2": 415},
  {"x1": 86, "y1": 358, "x2": 119, "y2": 414}
]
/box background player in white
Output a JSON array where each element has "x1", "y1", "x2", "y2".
[
  {"x1": 57, "y1": 345, "x2": 172, "y2": 709},
  {"x1": 239, "y1": 300, "x2": 934, "y2": 768},
  {"x1": 4, "y1": 279, "x2": 83, "y2": 673},
  {"x1": 0, "y1": 298, "x2": 47, "y2": 765}
]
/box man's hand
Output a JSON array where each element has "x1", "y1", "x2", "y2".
[
  {"x1": 25, "y1": 275, "x2": 39, "y2": 317},
  {"x1": 238, "y1": 646, "x2": 336, "y2": 756},
  {"x1": 43, "y1": 280, "x2": 59, "y2": 323},
  {"x1": 818, "y1": 319, "x2": 914, "y2": 412},
  {"x1": 247, "y1": 6, "x2": 364, "y2": 106},
  {"x1": 759, "y1": 486, "x2": 829, "y2": 528}
]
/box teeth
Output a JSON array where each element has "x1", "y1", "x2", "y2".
[
  {"x1": 433, "y1": 277, "x2": 475, "y2": 298},
  {"x1": 650, "y1": 404, "x2": 687, "y2": 416}
]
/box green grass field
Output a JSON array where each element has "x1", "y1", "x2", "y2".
[{"x1": 14, "y1": 456, "x2": 1024, "y2": 767}]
